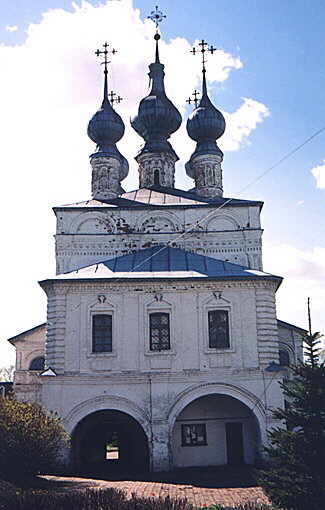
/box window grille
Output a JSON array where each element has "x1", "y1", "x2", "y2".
[
  {"x1": 149, "y1": 312, "x2": 170, "y2": 351},
  {"x1": 208, "y1": 310, "x2": 230, "y2": 348},
  {"x1": 279, "y1": 348, "x2": 290, "y2": 366},
  {"x1": 181, "y1": 424, "x2": 207, "y2": 446},
  {"x1": 92, "y1": 314, "x2": 112, "y2": 353}
]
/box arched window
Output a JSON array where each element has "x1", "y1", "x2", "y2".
[
  {"x1": 149, "y1": 312, "x2": 170, "y2": 351},
  {"x1": 29, "y1": 356, "x2": 45, "y2": 371},
  {"x1": 154, "y1": 169, "x2": 160, "y2": 186},
  {"x1": 279, "y1": 349, "x2": 290, "y2": 367},
  {"x1": 92, "y1": 314, "x2": 112, "y2": 353},
  {"x1": 208, "y1": 310, "x2": 230, "y2": 348}
]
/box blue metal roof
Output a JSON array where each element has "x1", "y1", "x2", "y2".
[
  {"x1": 55, "y1": 186, "x2": 263, "y2": 210},
  {"x1": 44, "y1": 246, "x2": 282, "y2": 288},
  {"x1": 102, "y1": 246, "x2": 279, "y2": 278}
]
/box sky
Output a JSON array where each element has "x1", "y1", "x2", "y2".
[{"x1": 0, "y1": 0, "x2": 325, "y2": 367}]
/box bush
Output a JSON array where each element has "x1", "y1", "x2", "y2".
[
  {"x1": 0, "y1": 480, "x2": 21, "y2": 510},
  {"x1": 0, "y1": 485, "x2": 283, "y2": 510},
  {"x1": 0, "y1": 396, "x2": 69, "y2": 480}
]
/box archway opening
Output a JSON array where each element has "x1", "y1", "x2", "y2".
[
  {"x1": 72, "y1": 409, "x2": 149, "y2": 473},
  {"x1": 171, "y1": 394, "x2": 260, "y2": 468}
]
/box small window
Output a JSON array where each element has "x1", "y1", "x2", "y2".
[
  {"x1": 279, "y1": 349, "x2": 290, "y2": 367},
  {"x1": 29, "y1": 356, "x2": 45, "y2": 371},
  {"x1": 149, "y1": 312, "x2": 170, "y2": 351},
  {"x1": 181, "y1": 424, "x2": 207, "y2": 446},
  {"x1": 208, "y1": 310, "x2": 230, "y2": 348},
  {"x1": 92, "y1": 314, "x2": 112, "y2": 353}
]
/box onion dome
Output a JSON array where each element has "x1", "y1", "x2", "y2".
[
  {"x1": 186, "y1": 70, "x2": 225, "y2": 160},
  {"x1": 87, "y1": 44, "x2": 126, "y2": 165},
  {"x1": 88, "y1": 96, "x2": 125, "y2": 156},
  {"x1": 131, "y1": 34, "x2": 182, "y2": 156}
]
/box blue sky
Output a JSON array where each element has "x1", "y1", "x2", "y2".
[{"x1": 0, "y1": 0, "x2": 324, "y2": 366}]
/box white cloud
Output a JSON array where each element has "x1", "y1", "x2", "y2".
[
  {"x1": 311, "y1": 160, "x2": 325, "y2": 188},
  {"x1": 5, "y1": 25, "x2": 18, "y2": 32},
  {"x1": 221, "y1": 98, "x2": 270, "y2": 151},
  {"x1": 0, "y1": 0, "x2": 269, "y2": 366},
  {"x1": 264, "y1": 243, "x2": 325, "y2": 335}
]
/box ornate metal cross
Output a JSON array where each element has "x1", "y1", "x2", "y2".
[
  {"x1": 94, "y1": 42, "x2": 120, "y2": 105},
  {"x1": 148, "y1": 5, "x2": 166, "y2": 30},
  {"x1": 95, "y1": 42, "x2": 117, "y2": 74},
  {"x1": 191, "y1": 38, "x2": 216, "y2": 71},
  {"x1": 186, "y1": 89, "x2": 201, "y2": 108},
  {"x1": 108, "y1": 90, "x2": 123, "y2": 105}
]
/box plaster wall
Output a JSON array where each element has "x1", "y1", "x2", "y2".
[
  {"x1": 41, "y1": 279, "x2": 281, "y2": 377},
  {"x1": 55, "y1": 204, "x2": 263, "y2": 274}
]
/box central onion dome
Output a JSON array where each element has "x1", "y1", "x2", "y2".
[
  {"x1": 131, "y1": 34, "x2": 182, "y2": 156},
  {"x1": 186, "y1": 70, "x2": 225, "y2": 159}
]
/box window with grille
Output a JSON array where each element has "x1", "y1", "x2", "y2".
[
  {"x1": 181, "y1": 424, "x2": 207, "y2": 446},
  {"x1": 92, "y1": 314, "x2": 112, "y2": 353},
  {"x1": 208, "y1": 310, "x2": 230, "y2": 348},
  {"x1": 149, "y1": 312, "x2": 170, "y2": 351},
  {"x1": 279, "y1": 348, "x2": 290, "y2": 366}
]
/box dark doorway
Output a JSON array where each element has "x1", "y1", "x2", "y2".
[
  {"x1": 226, "y1": 422, "x2": 244, "y2": 465},
  {"x1": 72, "y1": 410, "x2": 149, "y2": 473}
]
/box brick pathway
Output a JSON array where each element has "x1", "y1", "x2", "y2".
[{"x1": 44, "y1": 467, "x2": 270, "y2": 507}]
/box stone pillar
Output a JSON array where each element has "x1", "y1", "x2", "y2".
[
  {"x1": 190, "y1": 153, "x2": 223, "y2": 198},
  {"x1": 151, "y1": 420, "x2": 170, "y2": 472},
  {"x1": 136, "y1": 152, "x2": 177, "y2": 189},
  {"x1": 91, "y1": 156, "x2": 124, "y2": 200}
]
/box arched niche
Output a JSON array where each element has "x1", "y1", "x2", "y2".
[
  {"x1": 206, "y1": 215, "x2": 240, "y2": 232},
  {"x1": 68, "y1": 212, "x2": 116, "y2": 235},
  {"x1": 136, "y1": 212, "x2": 181, "y2": 234}
]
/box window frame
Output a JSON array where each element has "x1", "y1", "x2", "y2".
[
  {"x1": 91, "y1": 313, "x2": 113, "y2": 354},
  {"x1": 201, "y1": 302, "x2": 234, "y2": 354},
  {"x1": 181, "y1": 423, "x2": 207, "y2": 447},
  {"x1": 208, "y1": 309, "x2": 230, "y2": 349},
  {"x1": 149, "y1": 311, "x2": 171, "y2": 352}
]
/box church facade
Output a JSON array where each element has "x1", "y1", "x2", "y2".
[{"x1": 8, "y1": 20, "x2": 305, "y2": 472}]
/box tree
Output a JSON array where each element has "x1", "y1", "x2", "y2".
[
  {"x1": 0, "y1": 396, "x2": 69, "y2": 480},
  {"x1": 0, "y1": 365, "x2": 14, "y2": 382},
  {"x1": 259, "y1": 329, "x2": 325, "y2": 510}
]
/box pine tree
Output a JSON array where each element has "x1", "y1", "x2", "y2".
[{"x1": 259, "y1": 329, "x2": 325, "y2": 510}]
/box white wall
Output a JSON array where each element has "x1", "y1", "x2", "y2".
[{"x1": 55, "y1": 204, "x2": 263, "y2": 274}]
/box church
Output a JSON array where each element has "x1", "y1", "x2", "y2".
[{"x1": 8, "y1": 9, "x2": 305, "y2": 472}]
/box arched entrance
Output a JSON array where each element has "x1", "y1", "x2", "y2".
[
  {"x1": 72, "y1": 409, "x2": 149, "y2": 473},
  {"x1": 171, "y1": 394, "x2": 260, "y2": 468}
]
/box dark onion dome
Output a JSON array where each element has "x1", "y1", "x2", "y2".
[
  {"x1": 186, "y1": 71, "x2": 225, "y2": 160},
  {"x1": 87, "y1": 95, "x2": 125, "y2": 162},
  {"x1": 131, "y1": 35, "x2": 182, "y2": 156}
]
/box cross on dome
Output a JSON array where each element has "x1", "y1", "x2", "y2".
[
  {"x1": 191, "y1": 39, "x2": 216, "y2": 73},
  {"x1": 187, "y1": 90, "x2": 201, "y2": 109},
  {"x1": 147, "y1": 5, "x2": 166, "y2": 30},
  {"x1": 94, "y1": 42, "x2": 119, "y2": 102}
]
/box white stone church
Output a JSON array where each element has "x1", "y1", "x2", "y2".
[{"x1": 8, "y1": 22, "x2": 306, "y2": 472}]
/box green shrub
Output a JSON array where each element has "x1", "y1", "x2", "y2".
[
  {"x1": 259, "y1": 332, "x2": 325, "y2": 510},
  {"x1": 0, "y1": 396, "x2": 69, "y2": 480},
  {"x1": 0, "y1": 480, "x2": 21, "y2": 510}
]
